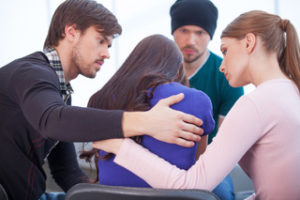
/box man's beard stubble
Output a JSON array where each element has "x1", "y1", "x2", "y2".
[
  {"x1": 184, "y1": 54, "x2": 202, "y2": 64},
  {"x1": 182, "y1": 45, "x2": 204, "y2": 64}
]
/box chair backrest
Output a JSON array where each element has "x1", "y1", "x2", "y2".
[
  {"x1": 65, "y1": 183, "x2": 219, "y2": 200},
  {"x1": 0, "y1": 184, "x2": 9, "y2": 200}
]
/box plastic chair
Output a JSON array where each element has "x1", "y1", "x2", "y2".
[
  {"x1": 65, "y1": 183, "x2": 219, "y2": 200},
  {"x1": 0, "y1": 184, "x2": 9, "y2": 200}
]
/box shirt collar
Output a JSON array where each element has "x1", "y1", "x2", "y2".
[
  {"x1": 43, "y1": 48, "x2": 73, "y2": 102},
  {"x1": 188, "y1": 51, "x2": 211, "y2": 80}
]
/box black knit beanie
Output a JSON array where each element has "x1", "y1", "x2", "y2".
[{"x1": 170, "y1": 0, "x2": 218, "y2": 39}]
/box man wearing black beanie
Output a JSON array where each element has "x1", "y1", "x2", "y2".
[{"x1": 170, "y1": 0, "x2": 244, "y2": 199}]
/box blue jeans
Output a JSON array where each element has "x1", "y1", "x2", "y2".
[
  {"x1": 39, "y1": 192, "x2": 65, "y2": 200},
  {"x1": 212, "y1": 175, "x2": 235, "y2": 200}
]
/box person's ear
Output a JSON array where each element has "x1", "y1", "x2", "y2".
[
  {"x1": 244, "y1": 33, "x2": 256, "y2": 53},
  {"x1": 64, "y1": 24, "x2": 80, "y2": 43}
]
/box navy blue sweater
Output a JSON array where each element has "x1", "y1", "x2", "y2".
[{"x1": 98, "y1": 82, "x2": 215, "y2": 187}]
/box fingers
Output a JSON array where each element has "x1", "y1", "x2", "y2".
[
  {"x1": 181, "y1": 112, "x2": 203, "y2": 127},
  {"x1": 158, "y1": 93, "x2": 184, "y2": 106},
  {"x1": 175, "y1": 114, "x2": 204, "y2": 147},
  {"x1": 178, "y1": 129, "x2": 201, "y2": 142},
  {"x1": 174, "y1": 137, "x2": 196, "y2": 148}
]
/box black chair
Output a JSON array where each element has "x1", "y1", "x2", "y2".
[
  {"x1": 65, "y1": 183, "x2": 219, "y2": 200},
  {"x1": 0, "y1": 184, "x2": 9, "y2": 200}
]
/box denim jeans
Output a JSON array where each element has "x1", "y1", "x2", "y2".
[
  {"x1": 212, "y1": 175, "x2": 235, "y2": 200},
  {"x1": 39, "y1": 192, "x2": 65, "y2": 200}
]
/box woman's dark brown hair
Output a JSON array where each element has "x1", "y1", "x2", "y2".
[
  {"x1": 44, "y1": 0, "x2": 122, "y2": 49},
  {"x1": 221, "y1": 10, "x2": 300, "y2": 91},
  {"x1": 80, "y1": 34, "x2": 186, "y2": 182}
]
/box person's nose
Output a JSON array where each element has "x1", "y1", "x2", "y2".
[
  {"x1": 186, "y1": 33, "x2": 197, "y2": 46},
  {"x1": 100, "y1": 47, "x2": 110, "y2": 60},
  {"x1": 219, "y1": 61, "x2": 225, "y2": 73}
]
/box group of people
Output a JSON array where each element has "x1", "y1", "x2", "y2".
[{"x1": 0, "y1": 0, "x2": 299, "y2": 200}]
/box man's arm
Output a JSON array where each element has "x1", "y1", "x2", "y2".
[
  {"x1": 122, "y1": 93, "x2": 203, "y2": 147},
  {"x1": 13, "y1": 65, "x2": 202, "y2": 146}
]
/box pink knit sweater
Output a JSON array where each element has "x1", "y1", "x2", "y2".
[{"x1": 115, "y1": 79, "x2": 300, "y2": 199}]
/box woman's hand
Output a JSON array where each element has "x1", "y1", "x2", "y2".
[{"x1": 92, "y1": 138, "x2": 124, "y2": 154}]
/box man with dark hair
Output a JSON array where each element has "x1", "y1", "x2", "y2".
[
  {"x1": 170, "y1": 0, "x2": 244, "y2": 199},
  {"x1": 0, "y1": 1, "x2": 203, "y2": 200}
]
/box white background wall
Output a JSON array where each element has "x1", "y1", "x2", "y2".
[
  {"x1": 1, "y1": 0, "x2": 300, "y2": 107},
  {"x1": 1, "y1": 0, "x2": 299, "y2": 167},
  {"x1": 1, "y1": 0, "x2": 300, "y2": 105}
]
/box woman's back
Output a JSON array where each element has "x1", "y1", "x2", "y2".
[{"x1": 98, "y1": 82, "x2": 214, "y2": 187}]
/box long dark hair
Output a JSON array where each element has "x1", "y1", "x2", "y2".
[
  {"x1": 221, "y1": 10, "x2": 300, "y2": 91},
  {"x1": 80, "y1": 34, "x2": 187, "y2": 182}
]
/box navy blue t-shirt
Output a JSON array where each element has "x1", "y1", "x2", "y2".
[{"x1": 98, "y1": 82, "x2": 215, "y2": 187}]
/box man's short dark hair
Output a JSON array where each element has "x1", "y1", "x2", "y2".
[{"x1": 44, "y1": 0, "x2": 122, "y2": 49}]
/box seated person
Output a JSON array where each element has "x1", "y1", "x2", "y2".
[
  {"x1": 92, "y1": 11, "x2": 300, "y2": 199},
  {"x1": 81, "y1": 34, "x2": 214, "y2": 186}
]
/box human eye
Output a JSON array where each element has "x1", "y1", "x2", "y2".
[
  {"x1": 197, "y1": 31, "x2": 203, "y2": 35},
  {"x1": 221, "y1": 48, "x2": 227, "y2": 56},
  {"x1": 97, "y1": 34, "x2": 105, "y2": 44},
  {"x1": 99, "y1": 39, "x2": 104, "y2": 44},
  {"x1": 180, "y1": 28, "x2": 187, "y2": 33},
  {"x1": 98, "y1": 37, "x2": 112, "y2": 48}
]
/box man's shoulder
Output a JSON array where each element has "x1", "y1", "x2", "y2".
[
  {"x1": 0, "y1": 52, "x2": 57, "y2": 81},
  {"x1": 17, "y1": 51, "x2": 50, "y2": 67},
  {"x1": 2, "y1": 51, "x2": 50, "y2": 69},
  {"x1": 2, "y1": 52, "x2": 59, "y2": 86},
  {"x1": 14, "y1": 52, "x2": 55, "y2": 74}
]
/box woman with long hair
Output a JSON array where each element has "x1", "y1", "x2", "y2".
[
  {"x1": 93, "y1": 11, "x2": 300, "y2": 199},
  {"x1": 81, "y1": 34, "x2": 214, "y2": 186}
]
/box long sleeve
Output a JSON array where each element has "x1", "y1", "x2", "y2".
[
  {"x1": 115, "y1": 95, "x2": 263, "y2": 190},
  {"x1": 0, "y1": 52, "x2": 124, "y2": 200},
  {"x1": 10, "y1": 61, "x2": 123, "y2": 142}
]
